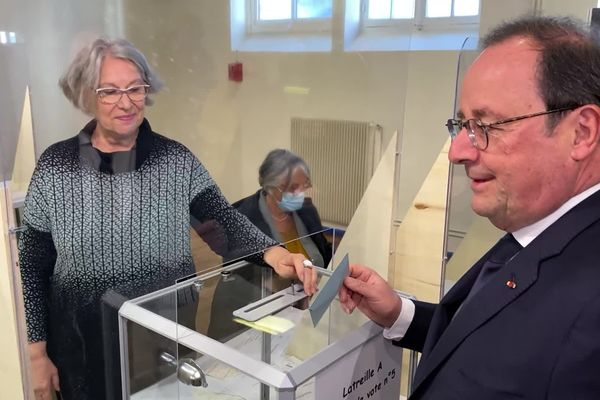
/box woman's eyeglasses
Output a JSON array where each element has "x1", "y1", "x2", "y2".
[{"x1": 96, "y1": 84, "x2": 150, "y2": 105}]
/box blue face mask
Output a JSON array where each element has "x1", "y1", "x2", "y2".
[{"x1": 278, "y1": 191, "x2": 305, "y2": 212}]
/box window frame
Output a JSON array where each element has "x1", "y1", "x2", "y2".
[
  {"x1": 361, "y1": 0, "x2": 479, "y2": 32},
  {"x1": 247, "y1": 0, "x2": 333, "y2": 34}
]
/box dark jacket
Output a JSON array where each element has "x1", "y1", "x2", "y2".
[
  {"x1": 233, "y1": 190, "x2": 332, "y2": 267},
  {"x1": 399, "y1": 189, "x2": 600, "y2": 399}
]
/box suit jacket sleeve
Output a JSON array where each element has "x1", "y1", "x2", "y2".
[{"x1": 393, "y1": 300, "x2": 436, "y2": 353}]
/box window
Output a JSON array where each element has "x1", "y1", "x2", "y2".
[
  {"x1": 257, "y1": 0, "x2": 332, "y2": 20},
  {"x1": 0, "y1": 31, "x2": 17, "y2": 45},
  {"x1": 249, "y1": 0, "x2": 333, "y2": 33},
  {"x1": 230, "y1": 0, "x2": 333, "y2": 52},
  {"x1": 231, "y1": 0, "x2": 478, "y2": 52},
  {"x1": 341, "y1": 0, "x2": 480, "y2": 52},
  {"x1": 364, "y1": 0, "x2": 480, "y2": 31}
]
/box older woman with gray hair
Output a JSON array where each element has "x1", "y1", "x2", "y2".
[
  {"x1": 206, "y1": 150, "x2": 331, "y2": 341},
  {"x1": 233, "y1": 149, "x2": 332, "y2": 268},
  {"x1": 18, "y1": 39, "x2": 316, "y2": 400}
]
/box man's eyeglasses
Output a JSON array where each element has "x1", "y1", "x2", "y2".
[
  {"x1": 96, "y1": 84, "x2": 150, "y2": 105},
  {"x1": 445, "y1": 106, "x2": 577, "y2": 150}
]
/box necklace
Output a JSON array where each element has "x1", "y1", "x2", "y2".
[{"x1": 272, "y1": 212, "x2": 289, "y2": 222}]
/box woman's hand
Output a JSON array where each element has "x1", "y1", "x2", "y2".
[
  {"x1": 29, "y1": 341, "x2": 60, "y2": 400},
  {"x1": 338, "y1": 264, "x2": 402, "y2": 328},
  {"x1": 264, "y1": 246, "x2": 318, "y2": 295}
]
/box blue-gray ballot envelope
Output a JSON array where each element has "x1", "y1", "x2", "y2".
[{"x1": 309, "y1": 253, "x2": 350, "y2": 326}]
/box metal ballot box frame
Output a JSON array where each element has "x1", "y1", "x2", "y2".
[{"x1": 118, "y1": 231, "x2": 418, "y2": 400}]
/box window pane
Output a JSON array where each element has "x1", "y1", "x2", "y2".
[
  {"x1": 369, "y1": 0, "x2": 392, "y2": 19},
  {"x1": 454, "y1": 0, "x2": 479, "y2": 16},
  {"x1": 259, "y1": 0, "x2": 292, "y2": 20},
  {"x1": 297, "y1": 0, "x2": 332, "y2": 19},
  {"x1": 426, "y1": 0, "x2": 451, "y2": 18},
  {"x1": 392, "y1": 0, "x2": 415, "y2": 19}
]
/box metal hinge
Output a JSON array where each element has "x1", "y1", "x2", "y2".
[{"x1": 8, "y1": 226, "x2": 26, "y2": 235}]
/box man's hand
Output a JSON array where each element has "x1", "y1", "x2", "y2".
[
  {"x1": 264, "y1": 246, "x2": 318, "y2": 295},
  {"x1": 29, "y1": 341, "x2": 60, "y2": 400},
  {"x1": 339, "y1": 264, "x2": 402, "y2": 328}
]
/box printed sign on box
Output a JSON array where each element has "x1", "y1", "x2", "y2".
[{"x1": 315, "y1": 334, "x2": 402, "y2": 400}]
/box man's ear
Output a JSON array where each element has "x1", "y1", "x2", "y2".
[{"x1": 571, "y1": 105, "x2": 600, "y2": 161}]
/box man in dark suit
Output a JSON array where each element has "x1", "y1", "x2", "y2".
[{"x1": 339, "y1": 16, "x2": 600, "y2": 399}]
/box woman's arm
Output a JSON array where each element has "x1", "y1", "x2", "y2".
[
  {"x1": 28, "y1": 341, "x2": 60, "y2": 397},
  {"x1": 19, "y1": 225, "x2": 56, "y2": 342},
  {"x1": 190, "y1": 186, "x2": 317, "y2": 294},
  {"x1": 190, "y1": 185, "x2": 277, "y2": 262},
  {"x1": 19, "y1": 225, "x2": 60, "y2": 397}
]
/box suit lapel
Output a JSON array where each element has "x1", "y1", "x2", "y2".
[
  {"x1": 412, "y1": 250, "x2": 540, "y2": 390},
  {"x1": 419, "y1": 257, "x2": 483, "y2": 357},
  {"x1": 411, "y1": 190, "x2": 600, "y2": 394}
]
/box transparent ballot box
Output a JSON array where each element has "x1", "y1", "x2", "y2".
[{"x1": 118, "y1": 231, "x2": 412, "y2": 399}]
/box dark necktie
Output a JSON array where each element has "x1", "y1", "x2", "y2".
[
  {"x1": 463, "y1": 234, "x2": 522, "y2": 304},
  {"x1": 420, "y1": 234, "x2": 523, "y2": 369}
]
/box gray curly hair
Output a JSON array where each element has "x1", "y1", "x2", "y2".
[
  {"x1": 259, "y1": 149, "x2": 310, "y2": 192},
  {"x1": 59, "y1": 38, "x2": 164, "y2": 115}
]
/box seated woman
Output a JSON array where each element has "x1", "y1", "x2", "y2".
[
  {"x1": 233, "y1": 149, "x2": 332, "y2": 268},
  {"x1": 207, "y1": 149, "x2": 332, "y2": 341}
]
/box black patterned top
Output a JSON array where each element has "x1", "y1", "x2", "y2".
[{"x1": 18, "y1": 119, "x2": 277, "y2": 342}]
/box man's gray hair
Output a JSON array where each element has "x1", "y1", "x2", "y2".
[
  {"x1": 481, "y1": 16, "x2": 600, "y2": 129},
  {"x1": 59, "y1": 38, "x2": 164, "y2": 115},
  {"x1": 259, "y1": 149, "x2": 310, "y2": 192}
]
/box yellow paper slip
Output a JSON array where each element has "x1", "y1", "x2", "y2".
[{"x1": 233, "y1": 315, "x2": 295, "y2": 335}]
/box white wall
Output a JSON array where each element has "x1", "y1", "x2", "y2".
[
  {"x1": 0, "y1": 0, "x2": 28, "y2": 181},
  {"x1": 19, "y1": 0, "x2": 112, "y2": 156},
  {"x1": 116, "y1": 1, "x2": 464, "y2": 215},
  {"x1": 538, "y1": 0, "x2": 597, "y2": 20},
  {"x1": 7, "y1": 0, "x2": 459, "y2": 213},
  {"x1": 9, "y1": 0, "x2": 600, "y2": 222},
  {"x1": 120, "y1": 0, "x2": 412, "y2": 202}
]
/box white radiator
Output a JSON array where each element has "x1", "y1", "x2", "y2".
[{"x1": 291, "y1": 117, "x2": 382, "y2": 227}]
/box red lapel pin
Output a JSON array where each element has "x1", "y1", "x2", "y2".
[{"x1": 506, "y1": 273, "x2": 517, "y2": 289}]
